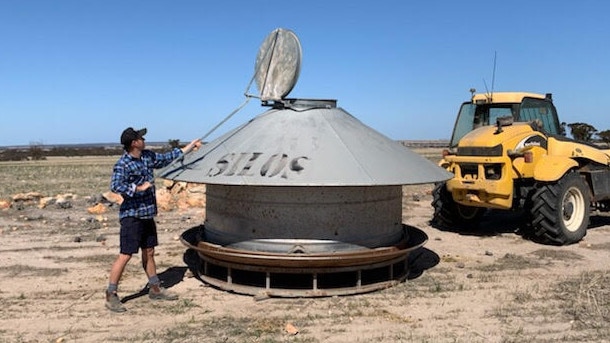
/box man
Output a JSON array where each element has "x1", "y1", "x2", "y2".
[{"x1": 105, "y1": 127, "x2": 201, "y2": 312}]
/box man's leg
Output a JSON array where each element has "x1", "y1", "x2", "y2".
[
  {"x1": 142, "y1": 247, "x2": 178, "y2": 300},
  {"x1": 141, "y1": 219, "x2": 178, "y2": 300},
  {"x1": 109, "y1": 253, "x2": 132, "y2": 285},
  {"x1": 142, "y1": 247, "x2": 159, "y2": 291},
  {"x1": 106, "y1": 253, "x2": 131, "y2": 312}
]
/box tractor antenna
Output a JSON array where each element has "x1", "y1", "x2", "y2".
[
  {"x1": 491, "y1": 51, "x2": 497, "y2": 102},
  {"x1": 482, "y1": 78, "x2": 490, "y2": 101},
  {"x1": 482, "y1": 51, "x2": 497, "y2": 103}
]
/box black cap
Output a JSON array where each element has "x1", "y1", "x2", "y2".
[{"x1": 120, "y1": 127, "x2": 147, "y2": 148}]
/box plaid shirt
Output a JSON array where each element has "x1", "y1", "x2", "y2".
[{"x1": 111, "y1": 148, "x2": 182, "y2": 219}]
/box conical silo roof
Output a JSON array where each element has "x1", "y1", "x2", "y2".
[{"x1": 159, "y1": 99, "x2": 452, "y2": 186}]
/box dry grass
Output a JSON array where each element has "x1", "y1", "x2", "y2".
[
  {"x1": 99, "y1": 267, "x2": 610, "y2": 343},
  {"x1": 105, "y1": 315, "x2": 317, "y2": 343},
  {"x1": 530, "y1": 249, "x2": 584, "y2": 261},
  {"x1": 554, "y1": 270, "x2": 610, "y2": 331},
  {"x1": 475, "y1": 253, "x2": 542, "y2": 272},
  {"x1": 0, "y1": 156, "x2": 118, "y2": 199}
]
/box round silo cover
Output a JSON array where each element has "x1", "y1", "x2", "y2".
[{"x1": 254, "y1": 28, "x2": 302, "y2": 101}]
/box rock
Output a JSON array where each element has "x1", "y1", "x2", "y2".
[
  {"x1": 285, "y1": 323, "x2": 299, "y2": 335},
  {"x1": 56, "y1": 198, "x2": 72, "y2": 209},
  {"x1": 12, "y1": 192, "x2": 44, "y2": 201},
  {"x1": 188, "y1": 185, "x2": 206, "y2": 194},
  {"x1": 162, "y1": 179, "x2": 175, "y2": 189},
  {"x1": 38, "y1": 197, "x2": 56, "y2": 209},
  {"x1": 186, "y1": 195, "x2": 205, "y2": 208},
  {"x1": 73, "y1": 236, "x2": 82, "y2": 243},
  {"x1": 485, "y1": 250, "x2": 494, "y2": 256},
  {"x1": 87, "y1": 203, "x2": 107, "y2": 215},
  {"x1": 0, "y1": 200, "x2": 11, "y2": 209},
  {"x1": 170, "y1": 181, "x2": 188, "y2": 195},
  {"x1": 156, "y1": 188, "x2": 174, "y2": 212}
]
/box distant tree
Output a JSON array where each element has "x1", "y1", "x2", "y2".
[
  {"x1": 567, "y1": 122, "x2": 597, "y2": 142},
  {"x1": 29, "y1": 142, "x2": 46, "y2": 160},
  {"x1": 0, "y1": 149, "x2": 27, "y2": 161},
  {"x1": 597, "y1": 130, "x2": 610, "y2": 145}
]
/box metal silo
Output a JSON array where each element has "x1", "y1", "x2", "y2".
[{"x1": 161, "y1": 29, "x2": 451, "y2": 297}]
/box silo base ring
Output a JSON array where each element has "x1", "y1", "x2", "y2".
[{"x1": 180, "y1": 225, "x2": 427, "y2": 297}]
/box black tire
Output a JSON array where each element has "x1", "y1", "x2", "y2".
[
  {"x1": 529, "y1": 172, "x2": 590, "y2": 245},
  {"x1": 431, "y1": 183, "x2": 485, "y2": 229}
]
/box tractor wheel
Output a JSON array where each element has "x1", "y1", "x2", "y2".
[
  {"x1": 529, "y1": 172, "x2": 590, "y2": 245},
  {"x1": 431, "y1": 182, "x2": 485, "y2": 229}
]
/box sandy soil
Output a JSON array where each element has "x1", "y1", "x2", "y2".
[{"x1": 1, "y1": 185, "x2": 610, "y2": 343}]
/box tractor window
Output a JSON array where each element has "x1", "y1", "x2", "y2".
[
  {"x1": 488, "y1": 106, "x2": 513, "y2": 124},
  {"x1": 449, "y1": 103, "x2": 476, "y2": 147},
  {"x1": 520, "y1": 98, "x2": 559, "y2": 134},
  {"x1": 450, "y1": 103, "x2": 515, "y2": 147}
]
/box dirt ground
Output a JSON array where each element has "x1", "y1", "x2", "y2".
[{"x1": 1, "y1": 184, "x2": 610, "y2": 343}]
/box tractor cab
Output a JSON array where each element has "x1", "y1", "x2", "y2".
[{"x1": 449, "y1": 92, "x2": 562, "y2": 147}]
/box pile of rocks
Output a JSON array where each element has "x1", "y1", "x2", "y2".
[
  {"x1": 0, "y1": 179, "x2": 206, "y2": 214},
  {"x1": 156, "y1": 180, "x2": 206, "y2": 212},
  {"x1": 87, "y1": 180, "x2": 206, "y2": 214},
  {"x1": 1, "y1": 192, "x2": 77, "y2": 210}
]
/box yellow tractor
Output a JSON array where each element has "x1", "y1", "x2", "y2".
[{"x1": 433, "y1": 91, "x2": 610, "y2": 245}]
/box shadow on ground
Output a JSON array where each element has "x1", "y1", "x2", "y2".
[
  {"x1": 121, "y1": 266, "x2": 187, "y2": 303},
  {"x1": 430, "y1": 209, "x2": 527, "y2": 238},
  {"x1": 589, "y1": 214, "x2": 610, "y2": 229},
  {"x1": 430, "y1": 209, "x2": 610, "y2": 246},
  {"x1": 407, "y1": 247, "x2": 439, "y2": 280}
]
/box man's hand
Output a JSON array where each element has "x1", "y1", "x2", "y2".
[
  {"x1": 136, "y1": 181, "x2": 152, "y2": 192},
  {"x1": 182, "y1": 138, "x2": 203, "y2": 154}
]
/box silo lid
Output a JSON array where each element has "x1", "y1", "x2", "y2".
[
  {"x1": 254, "y1": 28, "x2": 301, "y2": 102},
  {"x1": 159, "y1": 99, "x2": 452, "y2": 186}
]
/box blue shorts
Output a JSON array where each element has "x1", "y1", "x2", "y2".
[{"x1": 119, "y1": 217, "x2": 158, "y2": 255}]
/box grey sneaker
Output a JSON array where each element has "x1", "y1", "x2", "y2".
[
  {"x1": 149, "y1": 287, "x2": 178, "y2": 301},
  {"x1": 105, "y1": 292, "x2": 126, "y2": 312}
]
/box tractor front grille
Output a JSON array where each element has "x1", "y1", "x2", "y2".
[
  {"x1": 457, "y1": 144, "x2": 503, "y2": 157},
  {"x1": 458, "y1": 163, "x2": 503, "y2": 180}
]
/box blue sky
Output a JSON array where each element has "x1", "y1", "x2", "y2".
[{"x1": 1, "y1": 1, "x2": 609, "y2": 146}]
